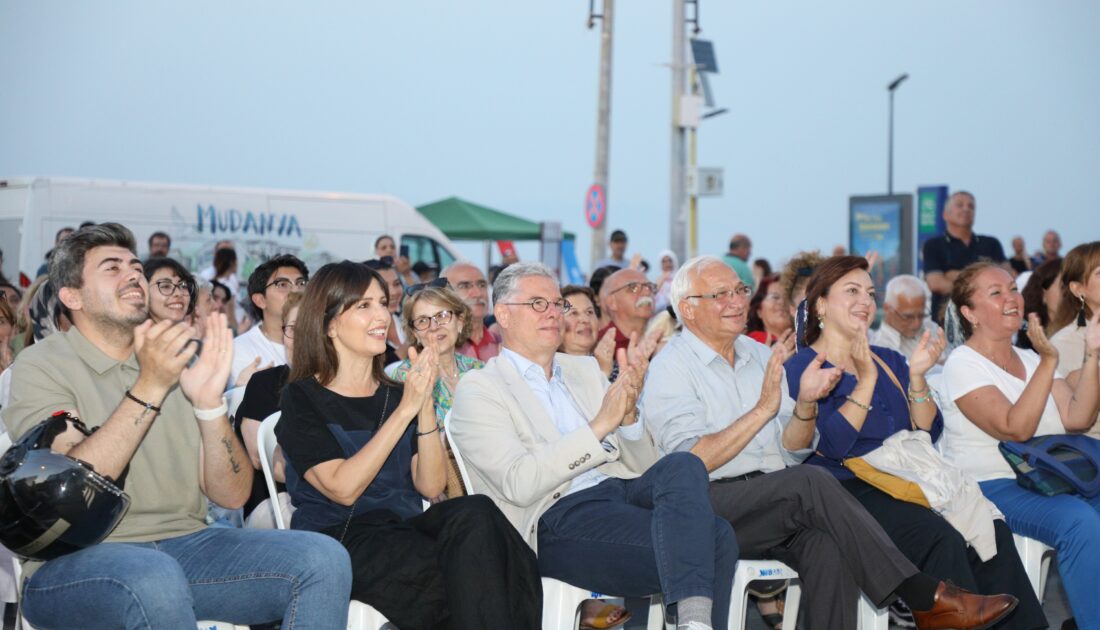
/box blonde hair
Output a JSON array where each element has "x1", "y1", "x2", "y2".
[{"x1": 401, "y1": 286, "x2": 473, "y2": 351}]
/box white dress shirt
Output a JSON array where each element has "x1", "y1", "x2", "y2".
[{"x1": 501, "y1": 347, "x2": 643, "y2": 496}]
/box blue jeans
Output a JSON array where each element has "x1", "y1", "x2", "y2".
[
  {"x1": 22, "y1": 527, "x2": 352, "y2": 630},
  {"x1": 537, "y1": 452, "x2": 738, "y2": 630},
  {"x1": 981, "y1": 478, "x2": 1100, "y2": 627}
]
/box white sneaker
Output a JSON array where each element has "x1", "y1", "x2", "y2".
[{"x1": 677, "y1": 623, "x2": 714, "y2": 630}]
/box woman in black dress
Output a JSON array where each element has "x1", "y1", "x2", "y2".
[{"x1": 276, "y1": 260, "x2": 541, "y2": 630}]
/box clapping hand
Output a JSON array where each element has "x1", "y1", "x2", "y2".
[
  {"x1": 400, "y1": 344, "x2": 439, "y2": 414},
  {"x1": 1026, "y1": 312, "x2": 1060, "y2": 362},
  {"x1": 594, "y1": 328, "x2": 617, "y2": 377},
  {"x1": 755, "y1": 343, "x2": 788, "y2": 419},
  {"x1": 1083, "y1": 309, "x2": 1100, "y2": 355},
  {"x1": 908, "y1": 328, "x2": 946, "y2": 377},
  {"x1": 850, "y1": 326, "x2": 878, "y2": 382},
  {"x1": 798, "y1": 351, "x2": 844, "y2": 403},
  {"x1": 179, "y1": 313, "x2": 234, "y2": 410}
]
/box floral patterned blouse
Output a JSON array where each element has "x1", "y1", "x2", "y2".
[{"x1": 393, "y1": 352, "x2": 484, "y2": 426}]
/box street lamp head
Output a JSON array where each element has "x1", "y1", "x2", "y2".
[{"x1": 887, "y1": 73, "x2": 909, "y2": 92}]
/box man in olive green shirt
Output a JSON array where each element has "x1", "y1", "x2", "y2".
[{"x1": 3, "y1": 223, "x2": 351, "y2": 629}]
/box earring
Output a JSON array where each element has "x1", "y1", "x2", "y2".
[
  {"x1": 1078, "y1": 294, "x2": 1088, "y2": 327},
  {"x1": 818, "y1": 314, "x2": 825, "y2": 330}
]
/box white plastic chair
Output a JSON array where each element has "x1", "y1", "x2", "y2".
[
  {"x1": 226, "y1": 386, "x2": 248, "y2": 421},
  {"x1": 257, "y1": 412, "x2": 288, "y2": 530},
  {"x1": 1013, "y1": 533, "x2": 1054, "y2": 602},
  {"x1": 445, "y1": 420, "x2": 664, "y2": 629},
  {"x1": 256, "y1": 413, "x2": 390, "y2": 629},
  {"x1": 856, "y1": 593, "x2": 889, "y2": 630},
  {"x1": 729, "y1": 560, "x2": 800, "y2": 630},
  {"x1": 12, "y1": 557, "x2": 249, "y2": 630}
]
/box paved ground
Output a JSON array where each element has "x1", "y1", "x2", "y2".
[{"x1": 3, "y1": 564, "x2": 1074, "y2": 629}]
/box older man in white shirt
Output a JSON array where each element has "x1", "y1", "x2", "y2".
[
  {"x1": 871, "y1": 275, "x2": 943, "y2": 362},
  {"x1": 642, "y1": 256, "x2": 1013, "y2": 630}
]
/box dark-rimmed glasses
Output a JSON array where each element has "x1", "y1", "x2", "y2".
[
  {"x1": 498, "y1": 297, "x2": 570, "y2": 313},
  {"x1": 282, "y1": 323, "x2": 295, "y2": 339},
  {"x1": 411, "y1": 309, "x2": 454, "y2": 331},
  {"x1": 265, "y1": 277, "x2": 308, "y2": 292},
  {"x1": 153, "y1": 279, "x2": 195, "y2": 297}
]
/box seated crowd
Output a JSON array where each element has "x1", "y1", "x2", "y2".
[{"x1": 0, "y1": 219, "x2": 1097, "y2": 630}]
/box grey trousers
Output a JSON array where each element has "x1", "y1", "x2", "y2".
[{"x1": 709, "y1": 465, "x2": 918, "y2": 630}]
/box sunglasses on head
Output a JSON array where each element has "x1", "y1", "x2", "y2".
[{"x1": 404, "y1": 277, "x2": 449, "y2": 297}]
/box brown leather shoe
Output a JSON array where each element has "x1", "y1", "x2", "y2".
[{"x1": 911, "y1": 581, "x2": 1018, "y2": 630}]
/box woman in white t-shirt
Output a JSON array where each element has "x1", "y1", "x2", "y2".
[{"x1": 941, "y1": 262, "x2": 1100, "y2": 627}]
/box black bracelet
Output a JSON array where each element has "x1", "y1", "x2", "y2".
[
  {"x1": 416, "y1": 424, "x2": 441, "y2": 437},
  {"x1": 125, "y1": 389, "x2": 162, "y2": 413}
]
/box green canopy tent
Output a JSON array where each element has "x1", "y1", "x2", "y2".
[{"x1": 417, "y1": 196, "x2": 574, "y2": 269}]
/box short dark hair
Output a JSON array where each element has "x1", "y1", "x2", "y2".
[
  {"x1": 610, "y1": 229, "x2": 627, "y2": 243},
  {"x1": 49, "y1": 222, "x2": 137, "y2": 291},
  {"x1": 802, "y1": 255, "x2": 870, "y2": 346},
  {"x1": 290, "y1": 260, "x2": 397, "y2": 388},
  {"x1": 588, "y1": 265, "x2": 620, "y2": 298},
  {"x1": 143, "y1": 257, "x2": 197, "y2": 316},
  {"x1": 148, "y1": 231, "x2": 171, "y2": 248},
  {"x1": 247, "y1": 254, "x2": 310, "y2": 320},
  {"x1": 211, "y1": 279, "x2": 232, "y2": 303},
  {"x1": 213, "y1": 247, "x2": 237, "y2": 277},
  {"x1": 562, "y1": 284, "x2": 601, "y2": 319}
]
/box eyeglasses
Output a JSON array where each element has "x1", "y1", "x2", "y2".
[
  {"x1": 687, "y1": 285, "x2": 753, "y2": 302},
  {"x1": 411, "y1": 309, "x2": 454, "y2": 331},
  {"x1": 454, "y1": 279, "x2": 488, "y2": 292},
  {"x1": 404, "y1": 277, "x2": 449, "y2": 297},
  {"x1": 265, "y1": 277, "x2": 308, "y2": 292},
  {"x1": 153, "y1": 279, "x2": 195, "y2": 296},
  {"x1": 282, "y1": 323, "x2": 295, "y2": 339},
  {"x1": 499, "y1": 297, "x2": 571, "y2": 313},
  {"x1": 608, "y1": 281, "x2": 657, "y2": 297},
  {"x1": 893, "y1": 310, "x2": 925, "y2": 323}
]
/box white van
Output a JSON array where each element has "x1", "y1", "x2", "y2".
[{"x1": 0, "y1": 176, "x2": 459, "y2": 286}]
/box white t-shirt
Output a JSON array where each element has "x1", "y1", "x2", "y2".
[
  {"x1": 230, "y1": 324, "x2": 287, "y2": 387},
  {"x1": 941, "y1": 345, "x2": 1065, "y2": 481}
]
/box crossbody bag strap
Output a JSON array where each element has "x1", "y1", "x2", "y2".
[{"x1": 870, "y1": 352, "x2": 916, "y2": 431}]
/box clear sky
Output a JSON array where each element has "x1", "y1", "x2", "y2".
[{"x1": 2, "y1": 1, "x2": 1097, "y2": 271}]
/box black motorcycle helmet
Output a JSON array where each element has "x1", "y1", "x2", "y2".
[{"x1": 0, "y1": 411, "x2": 130, "y2": 561}]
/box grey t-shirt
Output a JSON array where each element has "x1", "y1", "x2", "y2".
[{"x1": 3, "y1": 327, "x2": 206, "y2": 574}]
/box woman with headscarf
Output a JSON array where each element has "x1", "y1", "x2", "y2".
[{"x1": 653, "y1": 249, "x2": 679, "y2": 313}]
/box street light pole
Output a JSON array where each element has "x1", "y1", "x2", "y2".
[
  {"x1": 589, "y1": 0, "x2": 614, "y2": 270},
  {"x1": 887, "y1": 73, "x2": 908, "y2": 195},
  {"x1": 669, "y1": 0, "x2": 688, "y2": 262}
]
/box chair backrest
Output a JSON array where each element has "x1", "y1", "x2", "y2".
[
  {"x1": 226, "y1": 386, "x2": 247, "y2": 422},
  {"x1": 443, "y1": 413, "x2": 477, "y2": 494},
  {"x1": 256, "y1": 412, "x2": 286, "y2": 529}
]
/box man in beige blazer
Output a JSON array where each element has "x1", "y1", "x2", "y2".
[{"x1": 449, "y1": 262, "x2": 736, "y2": 630}]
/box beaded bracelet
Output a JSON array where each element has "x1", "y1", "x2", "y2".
[
  {"x1": 909, "y1": 392, "x2": 933, "y2": 404},
  {"x1": 844, "y1": 395, "x2": 873, "y2": 412}
]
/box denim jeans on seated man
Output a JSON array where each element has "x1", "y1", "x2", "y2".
[{"x1": 21, "y1": 527, "x2": 351, "y2": 630}]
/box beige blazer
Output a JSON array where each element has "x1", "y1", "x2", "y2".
[{"x1": 448, "y1": 351, "x2": 660, "y2": 550}]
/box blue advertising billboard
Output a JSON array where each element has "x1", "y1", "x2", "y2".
[{"x1": 849, "y1": 194, "x2": 914, "y2": 315}]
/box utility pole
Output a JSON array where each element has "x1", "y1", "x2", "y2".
[
  {"x1": 589, "y1": 0, "x2": 614, "y2": 270},
  {"x1": 887, "y1": 73, "x2": 908, "y2": 195},
  {"x1": 669, "y1": 0, "x2": 688, "y2": 263}
]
